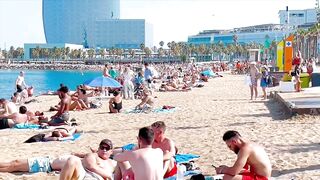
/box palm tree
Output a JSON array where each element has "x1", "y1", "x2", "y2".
[
  {"x1": 65, "y1": 47, "x2": 70, "y2": 60},
  {"x1": 159, "y1": 41, "x2": 164, "y2": 48},
  {"x1": 232, "y1": 34, "x2": 238, "y2": 45},
  {"x1": 16, "y1": 47, "x2": 24, "y2": 59},
  {"x1": 99, "y1": 48, "x2": 106, "y2": 59},
  {"x1": 129, "y1": 49, "x2": 135, "y2": 58},
  {"x1": 31, "y1": 46, "x2": 40, "y2": 61}
]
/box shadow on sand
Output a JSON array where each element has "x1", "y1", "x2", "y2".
[
  {"x1": 174, "y1": 125, "x2": 210, "y2": 130},
  {"x1": 272, "y1": 164, "x2": 320, "y2": 177},
  {"x1": 263, "y1": 99, "x2": 292, "y2": 120}
]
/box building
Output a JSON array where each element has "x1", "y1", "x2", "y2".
[
  {"x1": 42, "y1": 0, "x2": 152, "y2": 49},
  {"x1": 94, "y1": 19, "x2": 153, "y2": 49},
  {"x1": 24, "y1": 43, "x2": 83, "y2": 60},
  {"x1": 188, "y1": 24, "x2": 289, "y2": 46},
  {"x1": 278, "y1": 8, "x2": 317, "y2": 27}
]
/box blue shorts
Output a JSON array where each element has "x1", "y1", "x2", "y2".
[
  {"x1": 27, "y1": 157, "x2": 52, "y2": 173},
  {"x1": 260, "y1": 80, "x2": 268, "y2": 88}
]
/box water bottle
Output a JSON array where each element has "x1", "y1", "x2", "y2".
[{"x1": 176, "y1": 164, "x2": 186, "y2": 180}]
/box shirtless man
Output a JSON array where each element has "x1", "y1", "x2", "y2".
[
  {"x1": 0, "y1": 154, "x2": 71, "y2": 173},
  {"x1": 0, "y1": 98, "x2": 18, "y2": 115},
  {"x1": 135, "y1": 89, "x2": 154, "y2": 111},
  {"x1": 60, "y1": 139, "x2": 115, "y2": 180},
  {"x1": 151, "y1": 121, "x2": 177, "y2": 178},
  {"x1": 114, "y1": 127, "x2": 163, "y2": 180},
  {"x1": 215, "y1": 130, "x2": 272, "y2": 180},
  {"x1": 0, "y1": 106, "x2": 29, "y2": 125},
  {"x1": 49, "y1": 86, "x2": 71, "y2": 125}
]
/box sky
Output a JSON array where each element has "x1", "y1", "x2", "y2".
[{"x1": 0, "y1": 0, "x2": 317, "y2": 49}]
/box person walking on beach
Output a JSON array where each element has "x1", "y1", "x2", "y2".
[
  {"x1": 248, "y1": 62, "x2": 260, "y2": 100},
  {"x1": 122, "y1": 66, "x2": 135, "y2": 99},
  {"x1": 260, "y1": 66, "x2": 269, "y2": 100},
  {"x1": 49, "y1": 86, "x2": 71, "y2": 125},
  {"x1": 215, "y1": 130, "x2": 272, "y2": 180},
  {"x1": 103, "y1": 64, "x2": 111, "y2": 77},
  {"x1": 144, "y1": 63, "x2": 154, "y2": 89},
  {"x1": 15, "y1": 71, "x2": 28, "y2": 93}
]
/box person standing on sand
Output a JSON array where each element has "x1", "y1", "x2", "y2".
[
  {"x1": 215, "y1": 130, "x2": 272, "y2": 180},
  {"x1": 248, "y1": 62, "x2": 260, "y2": 100},
  {"x1": 103, "y1": 64, "x2": 111, "y2": 77},
  {"x1": 49, "y1": 86, "x2": 71, "y2": 125},
  {"x1": 15, "y1": 71, "x2": 28, "y2": 93}
]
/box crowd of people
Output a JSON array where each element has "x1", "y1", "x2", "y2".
[{"x1": 1, "y1": 60, "x2": 299, "y2": 180}]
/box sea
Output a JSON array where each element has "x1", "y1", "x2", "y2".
[{"x1": 0, "y1": 70, "x2": 102, "y2": 99}]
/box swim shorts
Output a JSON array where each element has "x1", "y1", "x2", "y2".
[
  {"x1": 79, "y1": 167, "x2": 104, "y2": 180},
  {"x1": 164, "y1": 162, "x2": 178, "y2": 178},
  {"x1": 0, "y1": 118, "x2": 10, "y2": 129},
  {"x1": 241, "y1": 171, "x2": 268, "y2": 180},
  {"x1": 27, "y1": 156, "x2": 52, "y2": 173}
]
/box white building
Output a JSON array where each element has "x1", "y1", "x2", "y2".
[{"x1": 279, "y1": 8, "x2": 317, "y2": 27}]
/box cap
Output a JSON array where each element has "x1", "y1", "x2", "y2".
[
  {"x1": 99, "y1": 139, "x2": 113, "y2": 149},
  {"x1": 249, "y1": 61, "x2": 256, "y2": 65}
]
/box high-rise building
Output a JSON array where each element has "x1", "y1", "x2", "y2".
[{"x1": 42, "y1": 0, "x2": 152, "y2": 49}]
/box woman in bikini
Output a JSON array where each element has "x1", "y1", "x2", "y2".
[{"x1": 109, "y1": 90, "x2": 123, "y2": 113}]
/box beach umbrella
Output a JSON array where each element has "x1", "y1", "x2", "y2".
[{"x1": 84, "y1": 76, "x2": 122, "y2": 88}]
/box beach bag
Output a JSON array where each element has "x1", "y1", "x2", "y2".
[{"x1": 244, "y1": 75, "x2": 252, "y2": 86}]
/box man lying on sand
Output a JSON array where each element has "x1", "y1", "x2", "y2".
[
  {"x1": 60, "y1": 139, "x2": 116, "y2": 180},
  {"x1": 113, "y1": 126, "x2": 164, "y2": 180},
  {"x1": 0, "y1": 139, "x2": 116, "y2": 179},
  {"x1": 215, "y1": 130, "x2": 272, "y2": 180}
]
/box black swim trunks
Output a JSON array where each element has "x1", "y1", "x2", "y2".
[{"x1": 0, "y1": 118, "x2": 10, "y2": 129}]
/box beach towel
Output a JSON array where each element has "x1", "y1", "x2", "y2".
[
  {"x1": 14, "y1": 123, "x2": 40, "y2": 129},
  {"x1": 63, "y1": 133, "x2": 82, "y2": 141},
  {"x1": 175, "y1": 154, "x2": 200, "y2": 164}
]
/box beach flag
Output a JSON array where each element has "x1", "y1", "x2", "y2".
[
  {"x1": 284, "y1": 35, "x2": 294, "y2": 72},
  {"x1": 277, "y1": 41, "x2": 284, "y2": 71}
]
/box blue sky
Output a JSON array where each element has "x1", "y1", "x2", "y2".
[{"x1": 0, "y1": 0, "x2": 316, "y2": 49}]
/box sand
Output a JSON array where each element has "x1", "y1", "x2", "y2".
[{"x1": 0, "y1": 73, "x2": 319, "y2": 180}]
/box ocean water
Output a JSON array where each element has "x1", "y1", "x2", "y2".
[{"x1": 0, "y1": 70, "x2": 102, "y2": 99}]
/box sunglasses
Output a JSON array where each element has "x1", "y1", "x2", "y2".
[{"x1": 99, "y1": 145, "x2": 111, "y2": 151}]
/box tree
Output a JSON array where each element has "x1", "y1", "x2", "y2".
[
  {"x1": 159, "y1": 41, "x2": 164, "y2": 48},
  {"x1": 31, "y1": 46, "x2": 40, "y2": 61},
  {"x1": 99, "y1": 48, "x2": 106, "y2": 59},
  {"x1": 129, "y1": 49, "x2": 136, "y2": 58}
]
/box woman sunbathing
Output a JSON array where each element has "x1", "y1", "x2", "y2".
[{"x1": 24, "y1": 126, "x2": 77, "y2": 143}]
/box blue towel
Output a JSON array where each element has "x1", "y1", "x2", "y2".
[
  {"x1": 14, "y1": 123, "x2": 40, "y2": 129},
  {"x1": 63, "y1": 133, "x2": 82, "y2": 141},
  {"x1": 122, "y1": 143, "x2": 136, "y2": 151},
  {"x1": 175, "y1": 154, "x2": 200, "y2": 164}
]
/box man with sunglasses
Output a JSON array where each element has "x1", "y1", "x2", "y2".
[
  {"x1": 215, "y1": 130, "x2": 271, "y2": 180},
  {"x1": 0, "y1": 139, "x2": 116, "y2": 179},
  {"x1": 60, "y1": 139, "x2": 116, "y2": 180}
]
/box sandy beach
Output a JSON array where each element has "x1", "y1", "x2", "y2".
[{"x1": 0, "y1": 73, "x2": 319, "y2": 180}]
